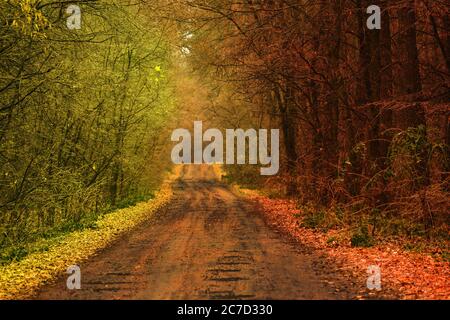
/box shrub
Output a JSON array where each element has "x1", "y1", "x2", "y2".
[{"x1": 351, "y1": 225, "x2": 375, "y2": 247}]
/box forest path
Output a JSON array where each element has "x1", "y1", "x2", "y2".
[{"x1": 35, "y1": 165, "x2": 356, "y2": 300}]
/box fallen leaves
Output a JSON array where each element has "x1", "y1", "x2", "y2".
[
  {"x1": 240, "y1": 187, "x2": 450, "y2": 300},
  {"x1": 0, "y1": 167, "x2": 181, "y2": 300}
]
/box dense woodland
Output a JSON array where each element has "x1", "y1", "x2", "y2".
[
  {"x1": 163, "y1": 0, "x2": 449, "y2": 244},
  {"x1": 0, "y1": 0, "x2": 449, "y2": 262},
  {"x1": 0, "y1": 0, "x2": 176, "y2": 260}
]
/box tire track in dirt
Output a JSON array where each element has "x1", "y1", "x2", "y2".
[{"x1": 34, "y1": 165, "x2": 358, "y2": 300}]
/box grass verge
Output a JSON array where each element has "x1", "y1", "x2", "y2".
[{"x1": 0, "y1": 166, "x2": 181, "y2": 300}]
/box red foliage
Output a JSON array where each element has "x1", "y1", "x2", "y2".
[{"x1": 247, "y1": 192, "x2": 450, "y2": 300}]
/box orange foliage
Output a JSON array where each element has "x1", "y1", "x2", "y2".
[{"x1": 244, "y1": 191, "x2": 450, "y2": 300}]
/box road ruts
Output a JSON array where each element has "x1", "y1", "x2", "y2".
[{"x1": 35, "y1": 164, "x2": 356, "y2": 300}]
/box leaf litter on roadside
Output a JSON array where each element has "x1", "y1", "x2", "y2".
[{"x1": 239, "y1": 187, "x2": 450, "y2": 300}]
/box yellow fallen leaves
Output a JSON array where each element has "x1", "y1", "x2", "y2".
[
  {"x1": 211, "y1": 164, "x2": 225, "y2": 181},
  {"x1": 0, "y1": 167, "x2": 181, "y2": 300}
]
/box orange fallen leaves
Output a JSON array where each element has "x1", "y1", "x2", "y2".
[{"x1": 242, "y1": 189, "x2": 450, "y2": 300}]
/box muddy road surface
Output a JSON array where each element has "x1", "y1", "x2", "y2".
[{"x1": 35, "y1": 165, "x2": 359, "y2": 300}]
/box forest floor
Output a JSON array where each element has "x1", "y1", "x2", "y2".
[
  {"x1": 1, "y1": 164, "x2": 445, "y2": 300},
  {"x1": 238, "y1": 189, "x2": 450, "y2": 300},
  {"x1": 33, "y1": 164, "x2": 389, "y2": 300}
]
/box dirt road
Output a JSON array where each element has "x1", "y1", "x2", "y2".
[{"x1": 35, "y1": 165, "x2": 358, "y2": 300}]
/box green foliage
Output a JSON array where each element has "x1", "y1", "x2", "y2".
[
  {"x1": 326, "y1": 236, "x2": 339, "y2": 247},
  {"x1": 0, "y1": 1, "x2": 177, "y2": 254},
  {"x1": 389, "y1": 125, "x2": 430, "y2": 162},
  {"x1": 301, "y1": 210, "x2": 326, "y2": 229},
  {"x1": 0, "y1": 179, "x2": 174, "y2": 299},
  {"x1": 351, "y1": 225, "x2": 374, "y2": 247},
  {"x1": 0, "y1": 191, "x2": 155, "y2": 265},
  {"x1": 298, "y1": 205, "x2": 345, "y2": 231},
  {"x1": 387, "y1": 125, "x2": 435, "y2": 185},
  {"x1": 223, "y1": 164, "x2": 263, "y2": 189}
]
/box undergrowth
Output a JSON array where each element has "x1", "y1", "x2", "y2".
[{"x1": 0, "y1": 193, "x2": 155, "y2": 266}]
